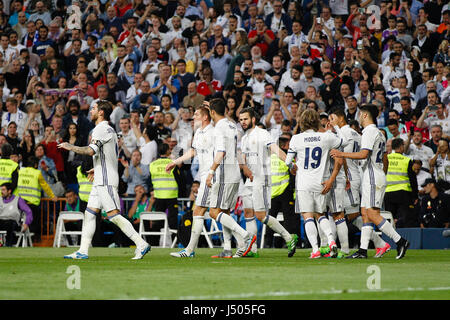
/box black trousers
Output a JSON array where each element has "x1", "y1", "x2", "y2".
[
  {"x1": 154, "y1": 197, "x2": 179, "y2": 237},
  {"x1": 28, "y1": 203, "x2": 41, "y2": 242},
  {"x1": 0, "y1": 219, "x2": 20, "y2": 246},
  {"x1": 266, "y1": 187, "x2": 300, "y2": 248},
  {"x1": 384, "y1": 190, "x2": 419, "y2": 228}
]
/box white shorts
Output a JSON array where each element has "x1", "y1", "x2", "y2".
[
  {"x1": 344, "y1": 180, "x2": 361, "y2": 215},
  {"x1": 295, "y1": 190, "x2": 327, "y2": 214},
  {"x1": 327, "y1": 187, "x2": 345, "y2": 214},
  {"x1": 361, "y1": 181, "x2": 386, "y2": 209},
  {"x1": 195, "y1": 178, "x2": 211, "y2": 208},
  {"x1": 87, "y1": 185, "x2": 121, "y2": 213},
  {"x1": 242, "y1": 184, "x2": 271, "y2": 212},
  {"x1": 209, "y1": 182, "x2": 239, "y2": 211}
]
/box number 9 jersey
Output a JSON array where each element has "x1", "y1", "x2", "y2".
[{"x1": 286, "y1": 129, "x2": 344, "y2": 193}]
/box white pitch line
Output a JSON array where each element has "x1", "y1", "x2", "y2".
[{"x1": 135, "y1": 286, "x2": 450, "y2": 300}]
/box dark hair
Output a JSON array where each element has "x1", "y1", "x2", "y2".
[
  {"x1": 239, "y1": 107, "x2": 256, "y2": 118},
  {"x1": 158, "y1": 143, "x2": 170, "y2": 157},
  {"x1": 209, "y1": 98, "x2": 226, "y2": 116},
  {"x1": 387, "y1": 119, "x2": 399, "y2": 127},
  {"x1": 392, "y1": 138, "x2": 404, "y2": 150},
  {"x1": 1, "y1": 143, "x2": 13, "y2": 158},
  {"x1": 1, "y1": 182, "x2": 13, "y2": 192},
  {"x1": 28, "y1": 156, "x2": 39, "y2": 168},
  {"x1": 359, "y1": 104, "x2": 379, "y2": 122},
  {"x1": 329, "y1": 107, "x2": 346, "y2": 120},
  {"x1": 96, "y1": 100, "x2": 114, "y2": 121}
]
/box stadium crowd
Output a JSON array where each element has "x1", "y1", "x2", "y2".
[{"x1": 0, "y1": 0, "x2": 449, "y2": 247}]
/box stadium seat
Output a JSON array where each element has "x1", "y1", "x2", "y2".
[
  {"x1": 260, "y1": 212, "x2": 284, "y2": 249},
  {"x1": 139, "y1": 212, "x2": 170, "y2": 248},
  {"x1": 53, "y1": 211, "x2": 84, "y2": 248},
  {"x1": 200, "y1": 212, "x2": 223, "y2": 248},
  {"x1": 14, "y1": 229, "x2": 34, "y2": 247}
]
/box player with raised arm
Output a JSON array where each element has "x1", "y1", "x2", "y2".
[
  {"x1": 238, "y1": 108, "x2": 298, "y2": 258},
  {"x1": 330, "y1": 104, "x2": 409, "y2": 259},
  {"x1": 58, "y1": 100, "x2": 150, "y2": 260},
  {"x1": 168, "y1": 106, "x2": 215, "y2": 258},
  {"x1": 206, "y1": 98, "x2": 257, "y2": 258},
  {"x1": 285, "y1": 109, "x2": 346, "y2": 259},
  {"x1": 328, "y1": 108, "x2": 391, "y2": 258}
]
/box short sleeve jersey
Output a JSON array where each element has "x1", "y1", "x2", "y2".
[
  {"x1": 191, "y1": 123, "x2": 215, "y2": 179},
  {"x1": 287, "y1": 129, "x2": 343, "y2": 192},
  {"x1": 341, "y1": 124, "x2": 362, "y2": 182},
  {"x1": 360, "y1": 124, "x2": 387, "y2": 184},
  {"x1": 213, "y1": 118, "x2": 240, "y2": 184},
  {"x1": 88, "y1": 121, "x2": 119, "y2": 187},
  {"x1": 241, "y1": 126, "x2": 274, "y2": 186}
]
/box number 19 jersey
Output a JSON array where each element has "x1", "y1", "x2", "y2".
[{"x1": 286, "y1": 129, "x2": 343, "y2": 193}]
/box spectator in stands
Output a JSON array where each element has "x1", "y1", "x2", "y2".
[
  {"x1": 118, "y1": 116, "x2": 137, "y2": 159},
  {"x1": 182, "y1": 82, "x2": 204, "y2": 110},
  {"x1": 405, "y1": 130, "x2": 435, "y2": 171},
  {"x1": 425, "y1": 124, "x2": 444, "y2": 153},
  {"x1": 419, "y1": 178, "x2": 450, "y2": 228},
  {"x1": 120, "y1": 149, "x2": 150, "y2": 197},
  {"x1": 429, "y1": 138, "x2": 450, "y2": 188}
]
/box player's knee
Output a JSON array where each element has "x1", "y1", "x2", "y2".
[{"x1": 332, "y1": 212, "x2": 345, "y2": 220}]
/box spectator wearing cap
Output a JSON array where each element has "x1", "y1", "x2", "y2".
[
  {"x1": 345, "y1": 95, "x2": 360, "y2": 123},
  {"x1": 419, "y1": 178, "x2": 450, "y2": 228}
]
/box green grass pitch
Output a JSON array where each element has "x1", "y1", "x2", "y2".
[{"x1": 1, "y1": 247, "x2": 449, "y2": 300}]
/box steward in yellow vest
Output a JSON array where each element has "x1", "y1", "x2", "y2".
[
  {"x1": 77, "y1": 166, "x2": 93, "y2": 203},
  {"x1": 149, "y1": 143, "x2": 182, "y2": 232},
  {"x1": 384, "y1": 138, "x2": 419, "y2": 228},
  {"x1": 266, "y1": 135, "x2": 299, "y2": 247},
  {"x1": 16, "y1": 156, "x2": 57, "y2": 242},
  {"x1": 0, "y1": 144, "x2": 19, "y2": 190}
]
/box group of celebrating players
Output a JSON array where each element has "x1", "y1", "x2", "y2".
[{"x1": 59, "y1": 98, "x2": 409, "y2": 261}]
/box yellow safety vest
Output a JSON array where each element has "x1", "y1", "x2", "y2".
[
  {"x1": 17, "y1": 167, "x2": 42, "y2": 205},
  {"x1": 271, "y1": 154, "x2": 290, "y2": 198},
  {"x1": 0, "y1": 159, "x2": 18, "y2": 185},
  {"x1": 386, "y1": 152, "x2": 412, "y2": 193},
  {"x1": 150, "y1": 158, "x2": 178, "y2": 199},
  {"x1": 77, "y1": 166, "x2": 93, "y2": 203}
]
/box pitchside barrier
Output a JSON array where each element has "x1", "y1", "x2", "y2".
[{"x1": 34, "y1": 199, "x2": 450, "y2": 249}]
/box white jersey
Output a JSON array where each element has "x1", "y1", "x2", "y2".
[
  {"x1": 341, "y1": 124, "x2": 362, "y2": 182},
  {"x1": 360, "y1": 124, "x2": 387, "y2": 186},
  {"x1": 241, "y1": 126, "x2": 274, "y2": 187},
  {"x1": 286, "y1": 129, "x2": 343, "y2": 193},
  {"x1": 213, "y1": 118, "x2": 240, "y2": 184},
  {"x1": 191, "y1": 123, "x2": 215, "y2": 179},
  {"x1": 88, "y1": 121, "x2": 119, "y2": 187},
  {"x1": 406, "y1": 143, "x2": 435, "y2": 170}
]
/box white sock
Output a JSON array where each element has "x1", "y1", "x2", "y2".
[
  {"x1": 378, "y1": 218, "x2": 401, "y2": 243},
  {"x1": 109, "y1": 214, "x2": 146, "y2": 247},
  {"x1": 186, "y1": 216, "x2": 204, "y2": 254},
  {"x1": 371, "y1": 231, "x2": 387, "y2": 249},
  {"x1": 245, "y1": 217, "x2": 258, "y2": 251},
  {"x1": 318, "y1": 215, "x2": 334, "y2": 244},
  {"x1": 329, "y1": 215, "x2": 337, "y2": 239},
  {"x1": 360, "y1": 223, "x2": 373, "y2": 250},
  {"x1": 352, "y1": 216, "x2": 363, "y2": 230},
  {"x1": 78, "y1": 209, "x2": 97, "y2": 255},
  {"x1": 304, "y1": 218, "x2": 319, "y2": 252},
  {"x1": 222, "y1": 225, "x2": 232, "y2": 251},
  {"x1": 317, "y1": 221, "x2": 328, "y2": 247},
  {"x1": 335, "y1": 218, "x2": 349, "y2": 254},
  {"x1": 264, "y1": 215, "x2": 292, "y2": 243},
  {"x1": 217, "y1": 212, "x2": 249, "y2": 239}
]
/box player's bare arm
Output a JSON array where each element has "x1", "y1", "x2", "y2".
[
  {"x1": 322, "y1": 156, "x2": 342, "y2": 195},
  {"x1": 206, "y1": 151, "x2": 225, "y2": 187},
  {"x1": 269, "y1": 143, "x2": 287, "y2": 162},
  {"x1": 330, "y1": 149, "x2": 369, "y2": 160},
  {"x1": 166, "y1": 148, "x2": 195, "y2": 173},
  {"x1": 57, "y1": 142, "x2": 95, "y2": 156}
]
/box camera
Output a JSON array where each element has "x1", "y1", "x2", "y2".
[
  {"x1": 246, "y1": 94, "x2": 252, "y2": 100},
  {"x1": 117, "y1": 133, "x2": 123, "y2": 139},
  {"x1": 429, "y1": 105, "x2": 438, "y2": 111}
]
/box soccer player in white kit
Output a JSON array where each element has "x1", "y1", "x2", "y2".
[
  {"x1": 328, "y1": 108, "x2": 391, "y2": 258},
  {"x1": 238, "y1": 108, "x2": 299, "y2": 258},
  {"x1": 167, "y1": 106, "x2": 215, "y2": 258},
  {"x1": 285, "y1": 109, "x2": 345, "y2": 259},
  {"x1": 331, "y1": 104, "x2": 410, "y2": 259},
  {"x1": 205, "y1": 98, "x2": 257, "y2": 258},
  {"x1": 58, "y1": 100, "x2": 150, "y2": 260}
]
